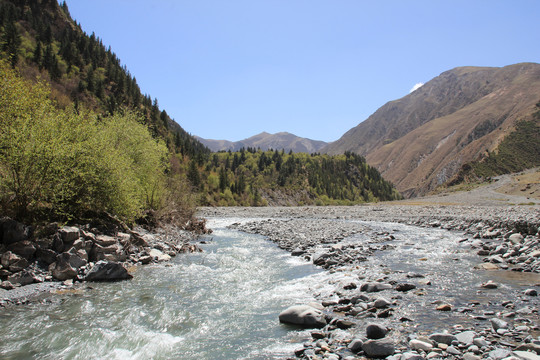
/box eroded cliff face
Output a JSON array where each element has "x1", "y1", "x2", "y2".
[{"x1": 323, "y1": 63, "x2": 540, "y2": 197}]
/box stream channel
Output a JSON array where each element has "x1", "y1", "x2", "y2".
[{"x1": 0, "y1": 217, "x2": 539, "y2": 359}]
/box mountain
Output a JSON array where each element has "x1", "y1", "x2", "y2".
[
  {"x1": 0, "y1": 0, "x2": 208, "y2": 158},
  {"x1": 323, "y1": 63, "x2": 540, "y2": 197},
  {"x1": 196, "y1": 132, "x2": 328, "y2": 153}
]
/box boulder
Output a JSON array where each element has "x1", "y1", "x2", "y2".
[
  {"x1": 515, "y1": 343, "x2": 540, "y2": 355},
  {"x1": 490, "y1": 318, "x2": 508, "y2": 331},
  {"x1": 374, "y1": 297, "x2": 391, "y2": 309},
  {"x1": 94, "y1": 235, "x2": 117, "y2": 247},
  {"x1": 7, "y1": 240, "x2": 36, "y2": 260},
  {"x1": 512, "y1": 350, "x2": 540, "y2": 360},
  {"x1": 0, "y1": 217, "x2": 32, "y2": 245},
  {"x1": 1, "y1": 251, "x2": 29, "y2": 272},
  {"x1": 8, "y1": 269, "x2": 40, "y2": 286},
  {"x1": 362, "y1": 338, "x2": 395, "y2": 358},
  {"x1": 51, "y1": 261, "x2": 77, "y2": 281},
  {"x1": 59, "y1": 226, "x2": 80, "y2": 243},
  {"x1": 35, "y1": 248, "x2": 58, "y2": 265},
  {"x1": 83, "y1": 261, "x2": 133, "y2": 282},
  {"x1": 509, "y1": 233, "x2": 524, "y2": 244},
  {"x1": 278, "y1": 305, "x2": 327, "y2": 328},
  {"x1": 366, "y1": 323, "x2": 388, "y2": 339},
  {"x1": 57, "y1": 252, "x2": 87, "y2": 270}
]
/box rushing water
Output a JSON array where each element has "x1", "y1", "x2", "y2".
[
  {"x1": 1, "y1": 218, "x2": 539, "y2": 359},
  {"x1": 0, "y1": 219, "x2": 323, "y2": 360}
]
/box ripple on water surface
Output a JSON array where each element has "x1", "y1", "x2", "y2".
[{"x1": 0, "y1": 221, "x2": 322, "y2": 360}]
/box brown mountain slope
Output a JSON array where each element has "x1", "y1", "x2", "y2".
[{"x1": 323, "y1": 63, "x2": 540, "y2": 197}]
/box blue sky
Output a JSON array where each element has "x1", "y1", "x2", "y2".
[{"x1": 64, "y1": 1, "x2": 540, "y2": 142}]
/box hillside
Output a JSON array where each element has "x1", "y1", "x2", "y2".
[
  {"x1": 186, "y1": 150, "x2": 402, "y2": 206},
  {"x1": 0, "y1": 0, "x2": 208, "y2": 158},
  {"x1": 196, "y1": 132, "x2": 328, "y2": 153},
  {"x1": 323, "y1": 63, "x2": 540, "y2": 197}
]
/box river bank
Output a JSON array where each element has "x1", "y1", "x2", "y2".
[{"x1": 199, "y1": 205, "x2": 540, "y2": 359}]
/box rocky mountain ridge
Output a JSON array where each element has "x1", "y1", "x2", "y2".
[
  {"x1": 323, "y1": 62, "x2": 540, "y2": 197},
  {"x1": 196, "y1": 131, "x2": 328, "y2": 153}
]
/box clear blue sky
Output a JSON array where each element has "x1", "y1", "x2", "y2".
[{"x1": 64, "y1": 1, "x2": 540, "y2": 142}]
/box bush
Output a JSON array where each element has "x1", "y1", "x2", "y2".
[{"x1": 0, "y1": 60, "x2": 172, "y2": 223}]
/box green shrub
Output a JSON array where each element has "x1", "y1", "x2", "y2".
[{"x1": 0, "y1": 60, "x2": 170, "y2": 223}]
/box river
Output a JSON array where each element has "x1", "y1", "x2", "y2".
[{"x1": 0, "y1": 217, "x2": 538, "y2": 359}]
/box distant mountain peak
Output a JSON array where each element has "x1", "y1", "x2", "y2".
[{"x1": 197, "y1": 132, "x2": 328, "y2": 153}]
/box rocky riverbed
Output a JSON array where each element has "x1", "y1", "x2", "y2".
[
  {"x1": 199, "y1": 205, "x2": 540, "y2": 360},
  {"x1": 0, "y1": 216, "x2": 206, "y2": 306}
]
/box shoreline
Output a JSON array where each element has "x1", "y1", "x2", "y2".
[{"x1": 199, "y1": 204, "x2": 540, "y2": 359}]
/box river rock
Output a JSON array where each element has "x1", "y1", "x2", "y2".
[
  {"x1": 509, "y1": 233, "x2": 524, "y2": 244},
  {"x1": 366, "y1": 323, "x2": 388, "y2": 339},
  {"x1": 348, "y1": 338, "x2": 365, "y2": 353},
  {"x1": 395, "y1": 283, "x2": 416, "y2": 292},
  {"x1": 429, "y1": 333, "x2": 458, "y2": 345},
  {"x1": 488, "y1": 348, "x2": 512, "y2": 360},
  {"x1": 1, "y1": 251, "x2": 29, "y2": 272},
  {"x1": 149, "y1": 248, "x2": 171, "y2": 262},
  {"x1": 436, "y1": 303, "x2": 452, "y2": 311},
  {"x1": 409, "y1": 339, "x2": 433, "y2": 351},
  {"x1": 463, "y1": 353, "x2": 482, "y2": 360},
  {"x1": 513, "y1": 350, "x2": 540, "y2": 360},
  {"x1": 51, "y1": 260, "x2": 77, "y2": 281},
  {"x1": 481, "y1": 280, "x2": 498, "y2": 289},
  {"x1": 362, "y1": 338, "x2": 395, "y2": 358},
  {"x1": 490, "y1": 317, "x2": 508, "y2": 331},
  {"x1": 7, "y1": 240, "x2": 36, "y2": 260},
  {"x1": 94, "y1": 235, "x2": 117, "y2": 247},
  {"x1": 523, "y1": 289, "x2": 538, "y2": 296},
  {"x1": 0, "y1": 217, "x2": 31, "y2": 245},
  {"x1": 401, "y1": 352, "x2": 424, "y2": 360},
  {"x1": 515, "y1": 343, "x2": 540, "y2": 355},
  {"x1": 83, "y1": 261, "x2": 133, "y2": 282},
  {"x1": 374, "y1": 297, "x2": 391, "y2": 308},
  {"x1": 59, "y1": 226, "x2": 80, "y2": 243},
  {"x1": 455, "y1": 331, "x2": 477, "y2": 345},
  {"x1": 8, "y1": 269, "x2": 40, "y2": 286},
  {"x1": 361, "y1": 282, "x2": 393, "y2": 293},
  {"x1": 278, "y1": 305, "x2": 326, "y2": 328}
]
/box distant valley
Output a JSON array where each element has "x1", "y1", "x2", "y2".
[{"x1": 196, "y1": 132, "x2": 328, "y2": 153}]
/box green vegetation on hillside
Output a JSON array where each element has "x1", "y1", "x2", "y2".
[
  {"x1": 0, "y1": 60, "x2": 194, "y2": 224},
  {"x1": 186, "y1": 149, "x2": 402, "y2": 206},
  {"x1": 0, "y1": 0, "x2": 208, "y2": 158},
  {"x1": 449, "y1": 103, "x2": 540, "y2": 185}
]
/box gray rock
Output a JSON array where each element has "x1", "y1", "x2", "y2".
[
  {"x1": 456, "y1": 331, "x2": 477, "y2": 345},
  {"x1": 57, "y1": 252, "x2": 86, "y2": 270},
  {"x1": 488, "y1": 348, "x2": 512, "y2": 360},
  {"x1": 395, "y1": 283, "x2": 416, "y2": 292},
  {"x1": 8, "y1": 269, "x2": 40, "y2": 286},
  {"x1": 83, "y1": 261, "x2": 133, "y2": 282},
  {"x1": 366, "y1": 323, "x2": 388, "y2": 339},
  {"x1": 472, "y1": 337, "x2": 489, "y2": 348},
  {"x1": 481, "y1": 280, "x2": 498, "y2": 289},
  {"x1": 513, "y1": 350, "x2": 540, "y2": 360},
  {"x1": 278, "y1": 305, "x2": 326, "y2": 328},
  {"x1": 463, "y1": 353, "x2": 481, "y2": 360},
  {"x1": 490, "y1": 317, "x2": 508, "y2": 331},
  {"x1": 361, "y1": 282, "x2": 393, "y2": 292},
  {"x1": 509, "y1": 233, "x2": 524, "y2": 244},
  {"x1": 515, "y1": 343, "x2": 540, "y2": 355},
  {"x1": 401, "y1": 352, "x2": 424, "y2": 360},
  {"x1": 59, "y1": 226, "x2": 80, "y2": 243},
  {"x1": 94, "y1": 235, "x2": 117, "y2": 247},
  {"x1": 0, "y1": 217, "x2": 32, "y2": 245},
  {"x1": 51, "y1": 260, "x2": 77, "y2": 281},
  {"x1": 35, "y1": 248, "x2": 58, "y2": 265},
  {"x1": 409, "y1": 339, "x2": 433, "y2": 352},
  {"x1": 348, "y1": 338, "x2": 364, "y2": 353},
  {"x1": 524, "y1": 289, "x2": 538, "y2": 296},
  {"x1": 429, "y1": 333, "x2": 458, "y2": 345},
  {"x1": 1, "y1": 251, "x2": 29, "y2": 272},
  {"x1": 7, "y1": 240, "x2": 36, "y2": 260},
  {"x1": 362, "y1": 338, "x2": 395, "y2": 358},
  {"x1": 446, "y1": 346, "x2": 461, "y2": 356},
  {"x1": 374, "y1": 297, "x2": 391, "y2": 309}
]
